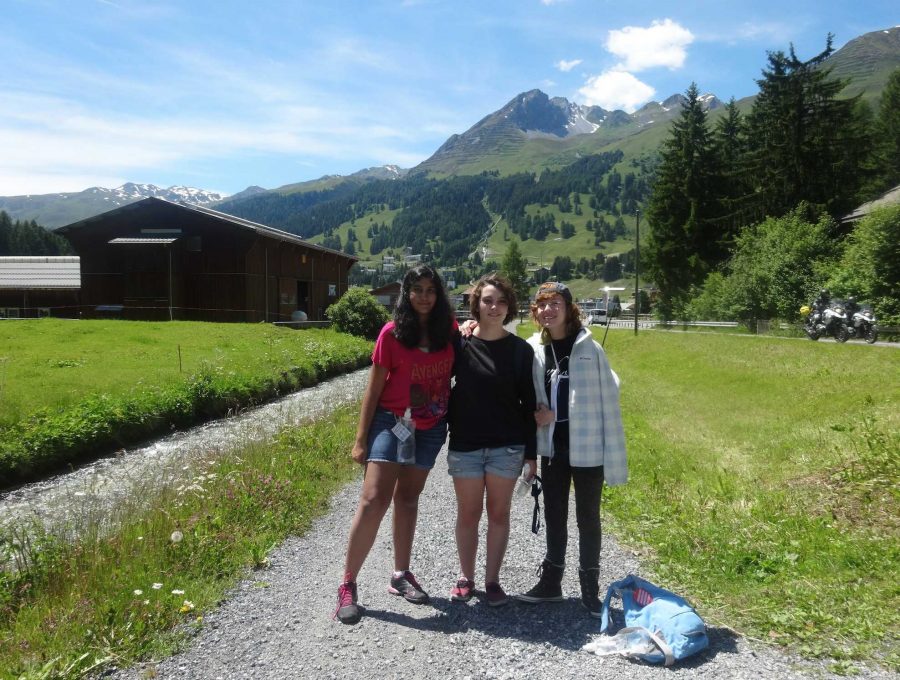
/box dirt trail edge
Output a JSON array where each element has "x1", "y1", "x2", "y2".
[{"x1": 114, "y1": 444, "x2": 895, "y2": 680}]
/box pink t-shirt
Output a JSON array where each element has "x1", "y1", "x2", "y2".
[{"x1": 372, "y1": 321, "x2": 455, "y2": 431}]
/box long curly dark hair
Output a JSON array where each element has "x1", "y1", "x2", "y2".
[{"x1": 393, "y1": 265, "x2": 453, "y2": 350}]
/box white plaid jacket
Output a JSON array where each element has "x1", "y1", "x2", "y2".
[{"x1": 527, "y1": 329, "x2": 628, "y2": 486}]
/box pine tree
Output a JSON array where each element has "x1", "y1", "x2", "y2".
[
  {"x1": 644, "y1": 83, "x2": 719, "y2": 313},
  {"x1": 0, "y1": 211, "x2": 11, "y2": 254},
  {"x1": 713, "y1": 98, "x2": 751, "y2": 241},
  {"x1": 871, "y1": 67, "x2": 900, "y2": 193},
  {"x1": 500, "y1": 240, "x2": 529, "y2": 304},
  {"x1": 744, "y1": 36, "x2": 872, "y2": 219}
]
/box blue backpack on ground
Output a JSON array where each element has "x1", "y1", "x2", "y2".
[{"x1": 594, "y1": 574, "x2": 709, "y2": 666}]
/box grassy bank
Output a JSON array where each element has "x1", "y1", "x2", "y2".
[
  {"x1": 0, "y1": 406, "x2": 362, "y2": 679},
  {"x1": 593, "y1": 329, "x2": 899, "y2": 673},
  {"x1": 0, "y1": 320, "x2": 372, "y2": 486}
]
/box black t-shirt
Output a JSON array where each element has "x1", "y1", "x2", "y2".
[
  {"x1": 448, "y1": 333, "x2": 537, "y2": 458},
  {"x1": 544, "y1": 333, "x2": 577, "y2": 450}
]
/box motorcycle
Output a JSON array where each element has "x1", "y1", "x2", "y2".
[
  {"x1": 801, "y1": 302, "x2": 849, "y2": 342},
  {"x1": 847, "y1": 305, "x2": 878, "y2": 344}
]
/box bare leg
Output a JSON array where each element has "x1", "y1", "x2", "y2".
[
  {"x1": 484, "y1": 473, "x2": 517, "y2": 583},
  {"x1": 453, "y1": 476, "x2": 486, "y2": 580},
  {"x1": 391, "y1": 465, "x2": 431, "y2": 571},
  {"x1": 343, "y1": 462, "x2": 400, "y2": 579}
]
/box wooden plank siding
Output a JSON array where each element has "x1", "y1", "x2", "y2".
[{"x1": 56, "y1": 197, "x2": 356, "y2": 323}]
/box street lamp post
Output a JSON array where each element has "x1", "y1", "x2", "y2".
[{"x1": 634, "y1": 209, "x2": 640, "y2": 336}]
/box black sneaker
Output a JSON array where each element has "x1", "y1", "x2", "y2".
[
  {"x1": 516, "y1": 561, "x2": 564, "y2": 603},
  {"x1": 578, "y1": 568, "x2": 601, "y2": 618},
  {"x1": 485, "y1": 581, "x2": 509, "y2": 607},
  {"x1": 334, "y1": 580, "x2": 361, "y2": 624},
  {"x1": 388, "y1": 570, "x2": 430, "y2": 604}
]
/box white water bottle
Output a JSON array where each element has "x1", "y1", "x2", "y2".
[
  {"x1": 515, "y1": 464, "x2": 533, "y2": 497},
  {"x1": 395, "y1": 407, "x2": 416, "y2": 465}
]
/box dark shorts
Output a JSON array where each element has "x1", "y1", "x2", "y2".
[{"x1": 366, "y1": 408, "x2": 447, "y2": 470}]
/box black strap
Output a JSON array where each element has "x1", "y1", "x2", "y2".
[{"x1": 530, "y1": 474, "x2": 543, "y2": 534}]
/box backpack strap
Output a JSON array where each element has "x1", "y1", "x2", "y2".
[
  {"x1": 618, "y1": 626, "x2": 675, "y2": 667},
  {"x1": 599, "y1": 574, "x2": 636, "y2": 633}
]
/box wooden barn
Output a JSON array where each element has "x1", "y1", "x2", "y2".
[
  {"x1": 56, "y1": 197, "x2": 357, "y2": 322},
  {"x1": 0, "y1": 256, "x2": 81, "y2": 318}
]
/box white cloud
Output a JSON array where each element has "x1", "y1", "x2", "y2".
[
  {"x1": 605, "y1": 18, "x2": 694, "y2": 72},
  {"x1": 577, "y1": 70, "x2": 655, "y2": 112},
  {"x1": 0, "y1": 88, "x2": 429, "y2": 195},
  {"x1": 555, "y1": 59, "x2": 582, "y2": 72}
]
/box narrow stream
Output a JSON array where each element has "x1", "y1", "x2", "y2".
[{"x1": 0, "y1": 368, "x2": 369, "y2": 537}]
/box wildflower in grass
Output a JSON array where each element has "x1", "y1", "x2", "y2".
[
  {"x1": 170, "y1": 530, "x2": 184, "y2": 543},
  {"x1": 152, "y1": 583, "x2": 163, "y2": 590},
  {"x1": 172, "y1": 589, "x2": 185, "y2": 595},
  {"x1": 137, "y1": 536, "x2": 144, "y2": 541},
  {"x1": 180, "y1": 600, "x2": 195, "y2": 613},
  {"x1": 143, "y1": 600, "x2": 150, "y2": 605},
  {"x1": 134, "y1": 589, "x2": 143, "y2": 596}
]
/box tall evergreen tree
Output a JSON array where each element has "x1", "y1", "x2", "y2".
[
  {"x1": 744, "y1": 36, "x2": 872, "y2": 220},
  {"x1": 713, "y1": 98, "x2": 751, "y2": 240},
  {"x1": 644, "y1": 83, "x2": 720, "y2": 315},
  {"x1": 500, "y1": 239, "x2": 529, "y2": 305},
  {"x1": 871, "y1": 67, "x2": 900, "y2": 194}
]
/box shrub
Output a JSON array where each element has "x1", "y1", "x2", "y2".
[
  {"x1": 326, "y1": 287, "x2": 390, "y2": 339},
  {"x1": 827, "y1": 204, "x2": 900, "y2": 327}
]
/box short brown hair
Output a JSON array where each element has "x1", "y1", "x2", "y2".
[
  {"x1": 470, "y1": 273, "x2": 517, "y2": 324},
  {"x1": 530, "y1": 286, "x2": 583, "y2": 343}
]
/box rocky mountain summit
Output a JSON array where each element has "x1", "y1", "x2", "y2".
[
  {"x1": 0, "y1": 183, "x2": 230, "y2": 229},
  {"x1": 415, "y1": 88, "x2": 722, "y2": 174}
]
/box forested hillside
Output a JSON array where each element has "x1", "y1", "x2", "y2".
[{"x1": 0, "y1": 211, "x2": 73, "y2": 256}]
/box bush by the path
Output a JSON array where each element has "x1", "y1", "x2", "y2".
[{"x1": 326, "y1": 286, "x2": 391, "y2": 340}]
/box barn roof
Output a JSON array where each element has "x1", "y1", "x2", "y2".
[
  {"x1": 0, "y1": 256, "x2": 81, "y2": 290},
  {"x1": 57, "y1": 197, "x2": 358, "y2": 261},
  {"x1": 842, "y1": 184, "x2": 900, "y2": 223}
]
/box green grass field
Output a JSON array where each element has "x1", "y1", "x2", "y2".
[
  {"x1": 0, "y1": 320, "x2": 372, "y2": 484},
  {"x1": 588, "y1": 328, "x2": 899, "y2": 671}
]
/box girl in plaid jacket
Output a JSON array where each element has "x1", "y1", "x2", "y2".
[{"x1": 515, "y1": 282, "x2": 627, "y2": 617}]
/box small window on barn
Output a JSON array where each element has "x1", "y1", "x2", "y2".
[
  {"x1": 328, "y1": 284, "x2": 337, "y2": 297},
  {"x1": 1, "y1": 308, "x2": 20, "y2": 319},
  {"x1": 38, "y1": 308, "x2": 51, "y2": 318}
]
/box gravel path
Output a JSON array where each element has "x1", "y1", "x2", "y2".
[{"x1": 114, "y1": 446, "x2": 896, "y2": 680}]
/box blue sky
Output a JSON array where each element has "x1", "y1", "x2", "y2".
[{"x1": 3, "y1": 0, "x2": 897, "y2": 197}]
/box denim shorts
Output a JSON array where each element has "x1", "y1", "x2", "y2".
[
  {"x1": 447, "y1": 445, "x2": 525, "y2": 480},
  {"x1": 366, "y1": 408, "x2": 447, "y2": 470}
]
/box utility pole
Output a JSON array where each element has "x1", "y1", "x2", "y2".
[{"x1": 634, "y1": 209, "x2": 640, "y2": 336}]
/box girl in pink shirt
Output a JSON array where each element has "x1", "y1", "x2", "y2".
[{"x1": 335, "y1": 265, "x2": 457, "y2": 624}]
